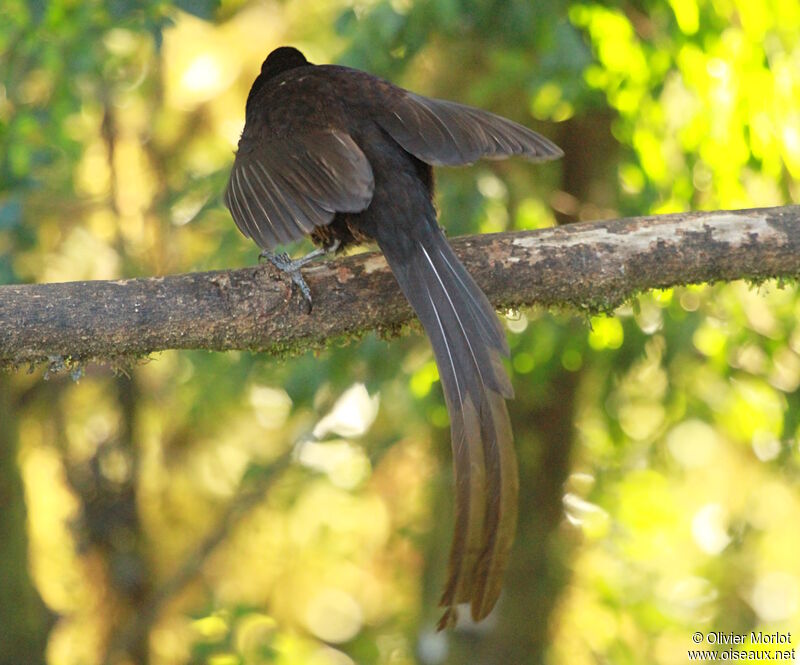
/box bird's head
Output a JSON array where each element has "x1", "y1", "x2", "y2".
[
  {"x1": 244, "y1": 47, "x2": 311, "y2": 120},
  {"x1": 260, "y1": 46, "x2": 310, "y2": 81}
]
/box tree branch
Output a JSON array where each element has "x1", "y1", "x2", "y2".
[{"x1": 1, "y1": 206, "x2": 798, "y2": 367}]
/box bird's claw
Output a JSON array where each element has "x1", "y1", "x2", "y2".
[
  {"x1": 258, "y1": 241, "x2": 341, "y2": 313},
  {"x1": 260, "y1": 250, "x2": 314, "y2": 312}
]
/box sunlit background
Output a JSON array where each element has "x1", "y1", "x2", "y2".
[{"x1": 1, "y1": 1, "x2": 800, "y2": 664}]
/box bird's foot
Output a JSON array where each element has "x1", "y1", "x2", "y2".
[
  {"x1": 259, "y1": 240, "x2": 341, "y2": 312},
  {"x1": 261, "y1": 250, "x2": 314, "y2": 311}
]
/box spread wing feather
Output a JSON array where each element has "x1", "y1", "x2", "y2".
[
  {"x1": 377, "y1": 91, "x2": 563, "y2": 166},
  {"x1": 224, "y1": 130, "x2": 374, "y2": 249}
]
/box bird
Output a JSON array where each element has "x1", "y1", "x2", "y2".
[{"x1": 224, "y1": 46, "x2": 562, "y2": 628}]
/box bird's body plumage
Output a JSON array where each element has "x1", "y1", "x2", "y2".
[{"x1": 224, "y1": 46, "x2": 562, "y2": 627}]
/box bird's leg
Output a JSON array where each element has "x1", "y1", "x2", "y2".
[{"x1": 259, "y1": 239, "x2": 341, "y2": 312}]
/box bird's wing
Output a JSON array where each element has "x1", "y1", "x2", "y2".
[
  {"x1": 224, "y1": 129, "x2": 374, "y2": 250},
  {"x1": 376, "y1": 90, "x2": 563, "y2": 166}
]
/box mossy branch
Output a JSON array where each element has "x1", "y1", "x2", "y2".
[{"x1": 1, "y1": 206, "x2": 798, "y2": 368}]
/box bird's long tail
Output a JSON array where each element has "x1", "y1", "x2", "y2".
[{"x1": 375, "y1": 219, "x2": 518, "y2": 628}]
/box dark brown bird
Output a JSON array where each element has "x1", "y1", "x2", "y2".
[{"x1": 224, "y1": 46, "x2": 562, "y2": 628}]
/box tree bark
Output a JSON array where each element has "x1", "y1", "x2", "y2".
[{"x1": 1, "y1": 206, "x2": 798, "y2": 367}]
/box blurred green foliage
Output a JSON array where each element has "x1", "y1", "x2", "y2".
[{"x1": 1, "y1": 1, "x2": 799, "y2": 664}]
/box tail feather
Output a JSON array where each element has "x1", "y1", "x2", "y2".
[
  {"x1": 430, "y1": 242, "x2": 510, "y2": 359},
  {"x1": 415, "y1": 255, "x2": 487, "y2": 613},
  {"x1": 376, "y1": 222, "x2": 518, "y2": 627},
  {"x1": 424, "y1": 242, "x2": 513, "y2": 398},
  {"x1": 472, "y1": 389, "x2": 517, "y2": 618}
]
